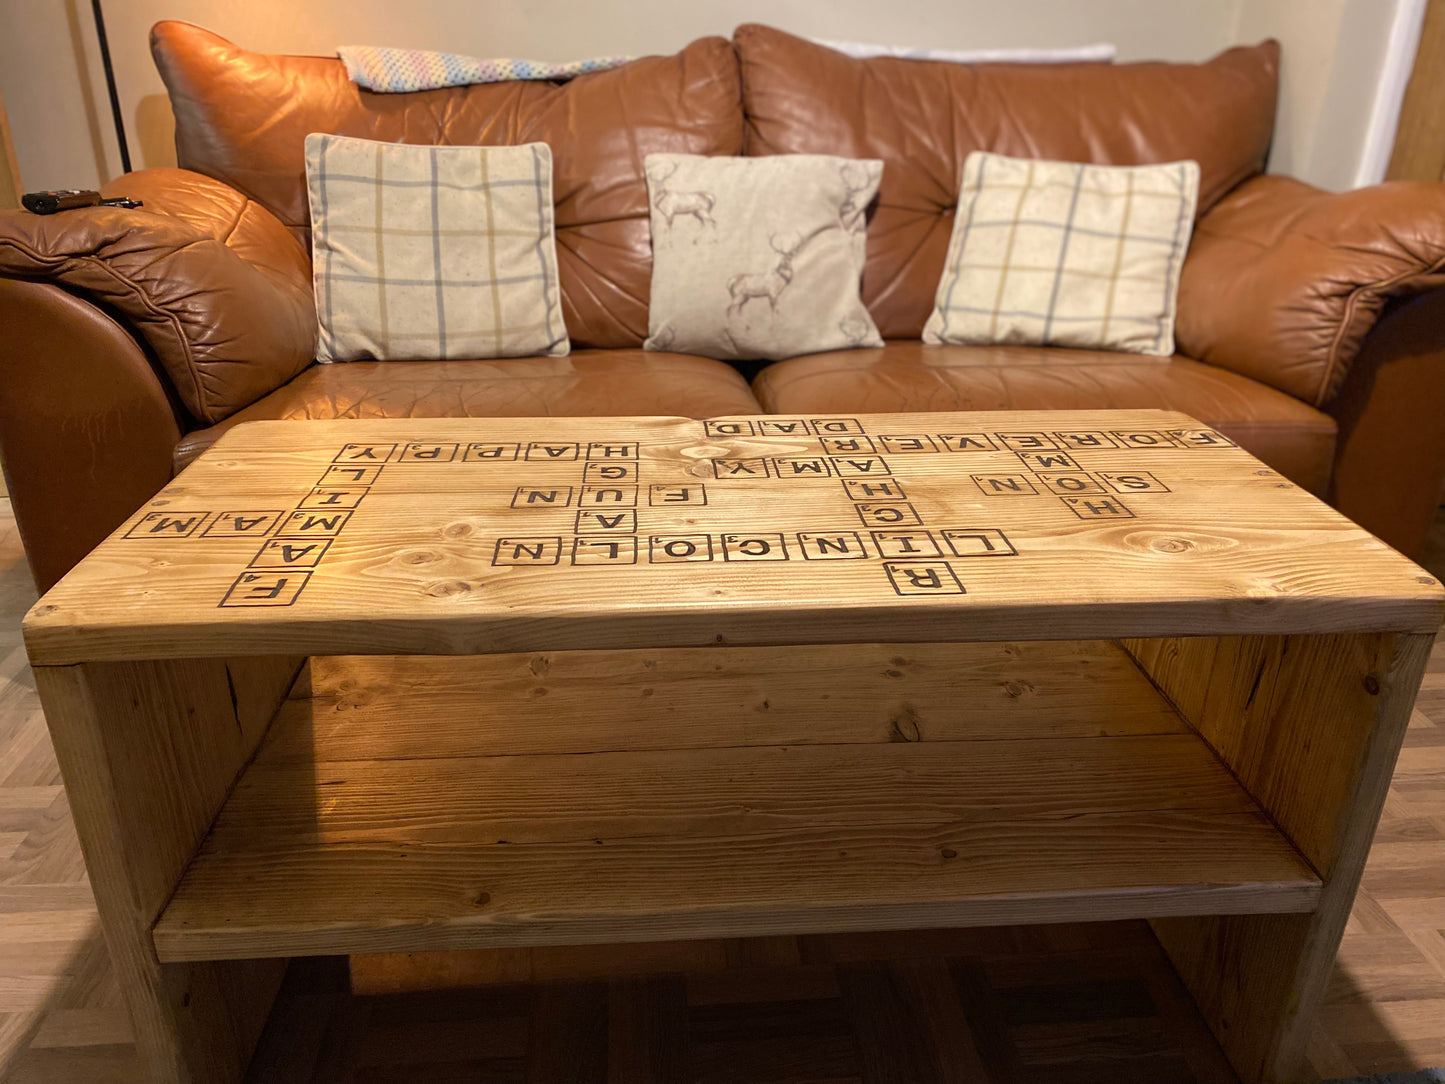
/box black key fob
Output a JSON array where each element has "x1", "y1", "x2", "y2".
[
  {"x1": 22, "y1": 190, "x2": 102, "y2": 214},
  {"x1": 21, "y1": 190, "x2": 143, "y2": 214}
]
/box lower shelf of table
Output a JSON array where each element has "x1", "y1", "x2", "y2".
[{"x1": 151, "y1": 640, "x2": 1322, "y2": 964}]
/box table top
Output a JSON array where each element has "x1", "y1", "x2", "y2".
[{"x1": 23, "y1": 409, "x2": 1444, "y2": 664}]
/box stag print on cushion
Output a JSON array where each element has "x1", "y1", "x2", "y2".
[
  {"x1": 648, "y1": 160, "x2": 717, "y2": 231},
  {"x1": 644, "y1": 153, "x2": 884, "y2": 361},
  {"x1": 838, "y1": 160, "x2": 874, "y2": 233},
  {"x1": 725, "y1": 225, "x2": 831, "y2": 319}
]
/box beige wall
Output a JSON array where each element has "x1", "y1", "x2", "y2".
[
  {"x1": 1233, "y1": 0, "x2": 1417, "y2": 189},
  {"x1": 0, "y1": 0, "x2": 1240, "y2": 192},
  {"x1": 0, "y1": 0, "x2": 1420, "y2": 194}
]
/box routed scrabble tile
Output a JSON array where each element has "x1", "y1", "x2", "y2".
[{"x1": 22, "y1": 410, "x2": 1443, "y2": 664}]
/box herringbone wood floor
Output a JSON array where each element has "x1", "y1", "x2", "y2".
[{"x1": 0, "y1": 493, "x2": 1442, "y2": 1083}]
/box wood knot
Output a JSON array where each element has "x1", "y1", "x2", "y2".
[
  {"x1": 941, "y1": 848, "x2": 958, "y2": 860},
  {"x1": 888, "y1": 706, "x2": 922, "y2": 742},
  {"x1": 473, "y1": 891, "x2": 492, "y2": 907},
  {"x1": 1363, "y1": 675, "x2": 1381, "y2": 696},
  {"x1": 1151, "y1": 538, "x2": 1193, "y2": 554},
  {"x1": 442, "y1": 522, "x2": 474, "y2": 538},
  {"x1": 334, "y1": 689, "x2": 373, "y2": 711},
  {"x1": 403, "y1": 550, "x2": 440, "y2": 565},
  {"x1": 425, "y1": 579, "x2": 472, "y2": 598}
]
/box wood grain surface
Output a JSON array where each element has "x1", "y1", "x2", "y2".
[
  {"x1": 1388, "y1": 0, "x2": 1445, "y2": 181},
  {"x1": 23, "y1": 411, "x2": 1444, "y2": 664},
  {"x1": 1128, "y1": 631, "x2": 1436, "y2": 1083},
  {"x1": 262, "y1": 640, "x2": 1190, "y2": 762},
  {"x1": 30, "y1": 655, "x2": 302, "y2": 1083},
  {"x1": 5, "y1": 497, "x2": 1445, "y2": 1082},
  {"x1": 151, "y1": 644, "x2": 1320, "y2": 963},
  {"x1": 0, "y1": 91, "x2": 20, "y2": 212},
  {"x1": 16, "y1": 413, "x2": 1444, "y2": 1084}
]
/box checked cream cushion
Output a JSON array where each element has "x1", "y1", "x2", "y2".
[
  {"x1": 305, "y1": 133, "x2": 569, "y2": 362},
  {"x1": 924, "y1": 152, "x2": 1200, "y2": 356}
]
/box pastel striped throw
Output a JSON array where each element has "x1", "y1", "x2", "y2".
[{"x1": 339, "y1": 45, "x2": 631, "y2": 93}]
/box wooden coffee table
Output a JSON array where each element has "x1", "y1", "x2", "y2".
[{"x1": 23, "y1": 409, "x2": 1442, "y2": 1084}]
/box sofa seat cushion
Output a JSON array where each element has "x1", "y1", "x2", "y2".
[
  {"x1": 753, "y1": 342, "x2": 1336, "y2": 495},
  {"x1": 174, "y1": 350, "x2": 761, "y2": 470}
]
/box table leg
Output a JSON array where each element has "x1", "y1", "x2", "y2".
[
  {"x1": 31, "y1": 654, "x2": 305, "y2": 1084},
  {"x1": 1124, "y1": 631, "x2": 1433, "y2": 1084}
]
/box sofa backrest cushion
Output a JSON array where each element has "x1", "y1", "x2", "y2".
[
  {"x1": 150, "y1": 21, "x2": 745, "y2": 349},
  {"x1": 735, "y1": 25, "x2": 1280, "y2": 339}
]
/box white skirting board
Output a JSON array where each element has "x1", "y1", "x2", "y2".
[{"x1": 1355, "y1": 0, "x2": 1428, "y2": 186}]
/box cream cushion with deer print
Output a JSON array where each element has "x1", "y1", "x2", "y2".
[{"x1": 643, "y1": 153, "x2": 884, "y2": 361}]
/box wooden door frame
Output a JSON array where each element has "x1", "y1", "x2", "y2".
[
  {"x1": 0, "y1": 90, "x2": 21, "y2": 210},
  {"x1": 1390, "y1": 0, "x2": 1445, "y2": 179}
]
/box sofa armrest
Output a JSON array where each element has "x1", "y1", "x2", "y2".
[
  {"x1": 1175, "y1": 174, "x2": 1445, "y2": 407},
  {"x1": 0, "y1": 279, "x2": 183, "y2": 592},
  {"x1": 0, "y1": 168, "x2": 316, "y2": 426},
  {"x1": 1325, "y1": 288, "x2": 1445, "y2": 557}
]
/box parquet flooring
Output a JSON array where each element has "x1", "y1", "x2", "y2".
[
  {"x1": 251, "y1": 926, "x2": 1242, "y2": 1084},
  {"x1": 0, "y1": 499, "x2": 141, "y2": 1083},
  {"x1": 0, "y1": 492, "x2": 1442, "y2": 1083}
]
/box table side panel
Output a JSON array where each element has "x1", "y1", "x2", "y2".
[
  {"x1": 1125, "y1": 632, "x2": 1407, "y2": 877},
  {"x1": 1126, "y1": 630, "x2": 1436, "y2": 1084},
  {"x1": 31, "y1": 655, "x2": 304, "y2": 1084}
]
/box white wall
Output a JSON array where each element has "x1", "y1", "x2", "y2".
[
  {"x1": 0, "y1": 0, "x2": 1241, "y2": 192},
  {"x1": 1233, "y1": 0, "x2": 1422, "y2": 189},
  {"x1": 0, "y1": 0, "x2": 1421, "y2": 194}
]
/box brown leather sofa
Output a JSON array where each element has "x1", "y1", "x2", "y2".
[{"x1": 4, "y1": 22, "x2": 1445, "y2": 592}]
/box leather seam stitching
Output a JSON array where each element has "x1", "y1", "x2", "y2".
[
  {"x1": 0, "y1": 238, "x2": 210, "y2": 423},
  {"x1": 1320, "y1": 254, "x2": 1445, "y2": 405}
]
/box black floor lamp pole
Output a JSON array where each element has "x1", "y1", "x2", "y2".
[{"x1": 91, "y1": 0, "x2": 132, "y2": 175}]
